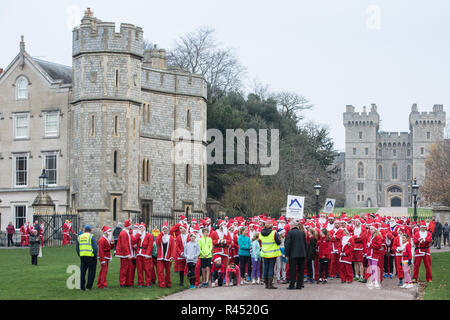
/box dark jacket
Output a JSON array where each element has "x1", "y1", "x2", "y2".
[
  {"x1": 113, "y1": 226, "x2": 122, "y2": 241},
  {"x1": 443, "y1": 224, "x2": 450, "y2": 235},
  {"x1": 29, "y1": 234, "x2": 41, "y2": 256},
  {"x1": 306, "y1": 237, "x2": 316, "y2": 260},
  {"x1": 260, "y1": 227, "x2": 281, "y2": 246},
  {"x1": 434, "y1": 222, "x2": 443, "y2": 235},
  {"x1": 33, "y1": 223, "x2": 41, "y2": 235},
  {"x1": 284, "y1": 227, "x2": 307, "y2": 259}
]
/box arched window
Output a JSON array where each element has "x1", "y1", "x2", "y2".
[
  {"x1": 392, "y1": 163, "x2": 398, "y2": 179},
  {"x1": 114, "y1": 115, "x2": 119, "y2": 136},
  {"x1": 378, "y1": 165, "x2": 383, "y2": 179},
  {"x1": 113, "y1": 150, "x2": 118, "y2": 174},
  {"x1": 185, "y1": 164, "x2": 191, "y2": 185},
  {"x1": 113, "y1": 198, "x2": 117, "y2": 221},
  {"x1": 407, "y1": 165, "x2": 411, "y2": 180},
  {"x1": 146, "y1": 159, "x2": 150, "y2": 182},
  {"x1": 142, "y1": 159, "x2": 147, "y2": 182},
  {"x1": 17, "y1": 76, "x2": 29, "y2": 99},
  {"x1": 187, "y1": 109, "x2": 191, "y2": 129},
  {"x1": 357, "y1": 162, "x2": 364, "y2": 179}
]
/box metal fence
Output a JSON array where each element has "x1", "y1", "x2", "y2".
[{"x1": 32, "y1": 213, "x2": 80, "y2": 247}]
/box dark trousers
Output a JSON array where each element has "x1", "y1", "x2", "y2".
[
  {"x1": 212, "y1": 271, "x2": 223, "y2": 286},
  {"x1": 80, "y1": 256, "x2": 97, "y2": 290},
  {"x1": 187, "y1": 262, "x2": 196, "y2": 285},
  {"x1": 443, "y1": 234, "x2": 449, "y2": 246},
  {"x1": 306, "y1": 258, "x2": 314, "y2": 279},
  {"x1": 289, "y1": 257, "x2": 305, "y2": 288},
  {"x1": 239, "y1": 255, "x2": 251, "y2": 278},
  {"x1": 262, "y1": 257, "x2": 277, "y2": 278},
  {"x1": 384, "y1": 255, "x2": 394, "y2": 274},
  {"x1": 31, "y1": 255, "x2": 38, "y2": 265},
  {"x1": 434, "y1": 234, "x2": 442, "y2": 248},
  {"x1": 7, "y1": 234, "x2": 14, "y2": 247},
  {"x1": 318, "y1": 258, "x2": 329, "y2": 279}
]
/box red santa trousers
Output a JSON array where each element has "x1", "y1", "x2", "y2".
[
  {"x1": 97, "y1": 261, "x2": 109, "y2": 288},
  {"x1": 150, "y1": 257, "x2": 157, "y2": 284},
  {"x1": 194, "y1": 259, "x2": 201, "y2": 286},
  {"x1": 157, "y1": 260, "x2": 172, "y2": 288},
  {"x1": 127, "y1": 259, "x2": 136, "y2": 286},
  {"x1": 395, "y1": 256, "x2": 404, "y2": 279},
  {"x1": 119, "y1": 258, "x2": 131, "y2": 286},
  {"x1": 62, "y1": 234, "x2": 71, "y2": 246},
  {"x1": 136, "y1": 256, "x2": 153, "y2": 286},
  {"x1": 21, "y1": 236, "x2": 28, "y2": 247},
  {"x1": 330, "y1": 253, "x2": 339, "y2": 277},
  {"x1": 339, "y1": 262, "x2": 353, "y2": 282},
  {"x1": 413, "y1": 255, "x2": 432, "y2": 282}
]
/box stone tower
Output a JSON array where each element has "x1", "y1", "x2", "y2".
[
  {"x1": 343, "y1": 104, "x2": 380, "y2": 208},
  {"x1": 409, "y1": 104, "x2": 446, "y2": 187},
  {"x1": 71, "y1": 9, "x2": 143, "y2": 232}
]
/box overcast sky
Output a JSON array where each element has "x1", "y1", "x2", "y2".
[{"x1": 1, "y1": 0, "x2": 449, "y2": 151}]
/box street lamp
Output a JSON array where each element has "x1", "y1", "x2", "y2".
[
  {"x1": 412, "y1": 178, "x2": 419, "y2": 223},
  {"x1": 314, "y1": 178, "x2": 321, "y2": 218},
  {"x1": 39, "y1": 169, "x2": 48, "y2": 194}
]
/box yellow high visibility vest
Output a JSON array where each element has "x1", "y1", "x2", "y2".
[
  {"x1": 259, "y1": 230, "x2": 281, "y2": 258},
  {"x1": 78, "y1": 232, "x2": 94, "y2": 257}
]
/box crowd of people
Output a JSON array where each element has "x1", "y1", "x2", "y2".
[{"x1": 74, "y1": 212, "x2": 441, "y2": 291}]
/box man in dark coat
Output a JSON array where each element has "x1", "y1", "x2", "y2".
[
  {"x1": 284, "y1": 219, "x2": 307, "y2": 290},
  {"x1": 433, "y1": 218, "x2": 443, "y2": 249},
  {"x1": 29, "y1": 229, "x2": 41, "y2": 265}
]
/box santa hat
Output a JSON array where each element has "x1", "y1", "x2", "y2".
[
  {"x1": 327, "y1": 214, "x2": 334, "y2": 219},
  {"x1": 139, "y1": 223, "x2": 146, "y2": 229},
  {"x1": 180, "y1": 215, "x2": 187, "y2": 221},
  {"x1": 180, "y1": 224, "x2": 187, "y2": 231},
  {"x1": 227, "y1": 222, "x2": 233, "y2": 229},
  {"x1": 102, "y1": 226, "x2": 111, "y2": 233},
  {"x1": 133, "y1": 223, "x2": 140, "y2": 229},
  {"x1": 193, "y1": 225, "x2": 200, "y2": 232},
  {"x1": 420, "y1": 221, "x2": 427, "y2": 227},
  {"x1": 124, "y1": 220, "x2": 132, "y2": 228},
  {"x1": 191, "y1": 218, "x2": 197, "y2": 223},
  {"x1": 370, "y1": 225, "x2": 377, "y2": 230},
  {"x1": 277, "y1": 216, "x2": 286, "y2": 222},
  {"x1": 162, "y1": 221, "x2": 169, "y2": 230},
  {"x1": 334, "y1": 219, "x2": 340, "y2": 224},
  {"x1": 214, "y1": 257, "x2": 222, "y2": 263},
  {"x1": 353, "y1": 215, "x2": 359, "y2": 219}
]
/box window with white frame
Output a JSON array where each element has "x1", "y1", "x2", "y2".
[
  {"x1": 44, "y1": 153, "x2": 57, "y2": 185},
  {"x1": 15, "y1": 205, "x2": 26, "y2": 228},
  {"x1": 14, "y1": 155, "x2": 28, "y2": 187},
  {"x1": 14, "y1": 113, "x2": 30, "y2": 139},
  {"x1": 44, "y1": 112, "x2": 59, "y2": 137},
  {"x1": 16, "y1": 76, "x2": 29, "y2": 100}
]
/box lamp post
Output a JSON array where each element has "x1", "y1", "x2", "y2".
[
  {"x1": 412, "y1": 178, "x2": 419, "y2": 223},
  {"x1": 314, "y1": 178, "x2": 321, "y2": 218},
  {"x1": 39, "y1": 169, "x2": 48, "y2": 195}
]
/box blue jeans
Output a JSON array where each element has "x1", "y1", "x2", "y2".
[
  {"x1": 262, "y1": 257, "x2": 277, "y2": 278},
  {"x1": 251, "y1": 258, "x2": 261, "y2": 279}
]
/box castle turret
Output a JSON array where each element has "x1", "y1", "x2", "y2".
[
  {"x1": 71, "y1": 8, "x2": 142, "y2": 233},
  {"x1": 143, "y1": 45, "x2": 167, "y2": 70}
]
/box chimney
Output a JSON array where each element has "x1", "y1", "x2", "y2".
[
  {"x1": 20, "y1": 35, "x2": 25, "y2": 53},
  {"x1": 143, "y1": 44, "x2": 167, "y2": 70},
  {"x1": 411, "y1": 103, "x2": 418, "y2": 112},
  {"x1": 345, "y1": 105, "x2": 355, "y2": 113},
  {"x1": 370, "y1": 103, "x2": 377, "y2": 112}
]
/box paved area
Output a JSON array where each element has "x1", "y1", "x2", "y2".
[
  {"x1": 160, "y1": 277, "x2": 416, "y2": 300},
  {"x1": 376, "y1": 207, "x2": 408, "y2": 217}
]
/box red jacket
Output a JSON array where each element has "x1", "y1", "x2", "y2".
[
  {"x1": 175, "y1": 233, "x2": 189, "y2": 261},
  {"x1": 156, "y1": 233, "x2": 176, "y2": 261},
  {"x1": 413, "y1": 230, "x2": 432, "y2": 257},
  {"x1": 352, "y1": 226, "x2": 366, "y2": 251},
  {"x1": 115, "y1": 229, "x2": 134, "y2": 258},
  {"x1": 170, "y1": 223, "x2": 182, "y2": 239},
  {"x1": 211, "y1": 229, "x2": 231, "y2": 258},
  {"x1": 136, "y1": 232, "x2": 154, "y2": 258},
  {"x1": 339, "y1": 236, "x2": 354, "y2": 264},
  {"x1": 367, "y1": 234, "x2": 383, "y2": 261},
  {"x1": 7, "y1": 224, "x2": 16, "y2": 235},
  {"x1": 401, "y1": 242, "x2": 412, "y2": 262},
  {"x1": 317, "y1": 237, "x2": 331, "y2": 259},
  {"x1": 98, "y1": 235, "x2": 114, "y2": 264},
  {"x1": 330, "y1": 228, "x2": 344, "y2": 253}
]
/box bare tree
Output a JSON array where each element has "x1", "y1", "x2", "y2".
[
  {"x1": 422, "y1": 140, "x2": 450, "y2": 206},
  {"x1": 275, "y1": 91, "x2": 313, "y2": 120},
  {"x1": 167, "y1": 26, "x2": 245, "y2": 101}
]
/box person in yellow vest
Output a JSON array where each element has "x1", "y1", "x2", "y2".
[
  {"x1": 259, "y1": 218, "x2": 281, "y2": 289},
  {"x1": 76, "y1": 225, "x2": 98, "y2": 291}
]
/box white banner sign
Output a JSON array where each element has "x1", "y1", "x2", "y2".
[
  {"x1": 323, "y1": 198, "x2": 336, "y2": 214},
  {"x1": 286, "y1": 195, "x2": 305, "y2": 219}
]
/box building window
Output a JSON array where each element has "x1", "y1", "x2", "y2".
[
  {"x1": 113, "y1": 151, "x2": 118, "y2": 175},
  {"x1": 90, "y1": 115, "x2": 95, "y2": 137},
  {"x1": 378, "y1": 165, "x2": 383, "y2": 179},
  {"x1": 185, "y1": 164, "x2": 191, "y2": 185},
  {"x1": 114, "y1": 116, "x2": 119, "y2": 136},
  {"x1": 115, "y1": 69, "x2": 119, "y2": 88},
  {"x1": 15, "y1": 205, "x2": 26, "y2": 229},
  {"x1": 44, "y1": 153, "x2": 57, "y2": 185},
  {"x1": 427, "y1": 132, "x2": 430, "y2": 139},
  {"x1": 392, "y1": 163, "x2": 398, "y2": 179},
  {"x1": 359, "y1": 132, "x2": 362, "y2": 139},
  {"x1": 378, "y1": 184, "x2": 382, "y2": 192},
  {"x1": 357, "y1": 195, "x2": 360, "y2": 202},
  {"x1": 44, "y1": 112, "x2": 59, "y2": 137},
  {"x1": 185, "y1": 203, "x2": 192, "y2": 217},
  {"x1": 142, "y1": 103, "x2": 150, "y2": 124},
  {"x1": 407, "y1": 165, "x2": 411, "y2": 180},
  {"x1": 187, "y1": 109, "x2": 191, "y2": 129},
  {"x1": 378, "y1": 149, "x2": 382, "y2": 156},
  {"x1": 357, "y1": 162, "x2": 364, "y2": 179},
  {"x1": 353, "y1": 148, "x2": 357, "y2": 155},
  {"x1": 361, "y1": 194, "x2": 364, "y2": 202},
  {"x1": 142, "y1": 158, "x2": 150, "y2": 183},
  {"x1": 365, "y1": 148, "x2": 368, "y2": 155},
  {"x1": 357, "y1": 183, "x2": 364, "y2": 191},
  {"x1": 421, "y1": 147, "x2": 424, "y2": 155},
  {"x1": 407, "y1": 149, "x2": 411, "y2": 156},
  {"x1": 14, "y1": 155, "x2": 28, "y2": 187},
  {"x1": 14, "y1": 113, "x2": 30, "y2": 139},
  {"x1": 393, "y1": 149, "x2": 396, "y2": 156},
  {"x1": 16, "y1": 76, "x2": 29, "y2": 100},
  {"x1": 112, "y1": 198, "x2": 118, "y2": 221}
]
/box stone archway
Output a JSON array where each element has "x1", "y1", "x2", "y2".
[{"x1": 391, "y1": 197, "x2": 402, "y2": 207}]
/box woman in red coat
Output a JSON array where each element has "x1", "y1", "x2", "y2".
[
  {"x1": 97, "y1": 226, "x2": 115, "y2": 288},
  {"x1": 135, "y1": 223, "x2": 154, "y2": 288},
  {"x1": 366, "y1": 225, "x2": 383, "y2": 289},
  {"x1": 352, "y1": 219, "x2": 366, "y2": 282},
  {"x1": 174, "y1": 224, "x2": 189, "y2": 286},
  {"x1": 317, "y1": 229, "x2": 332, "y2": 283},
  {"x1": 339, "y1": 228, "x2": 354, "y2": 283},
  {"x1": 156, "y1": 221, "x2": 176, "y2": 288}
]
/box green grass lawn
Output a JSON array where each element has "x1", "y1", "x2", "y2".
[
  {"x1": 0, "y1": 245, "x2": 186, "y2": 300},
  {"x1": 420, "y1": 251, "x2": 450, "y2": 300},
  {"x1": 407, "y1": 208, "x2": 434, "y2": 219},
  {"x1": 332, "y1": 208, "x2": 379, "y2": 217}
]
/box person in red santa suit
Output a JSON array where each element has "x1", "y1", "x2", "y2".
[
  {"x1": 170, "y1": 215, "x2": 188, "y2": 239},
  {"x1": 329, "y1": 219, "x2": 343, "y2": 279},
  {"x1": 189, "y1": 218, "x2": 198, "y2": 234},
  {"x1": 326, "y1": 215, "x2": 335, "y2": 232},
  {"x1": 156, "y1": 221, "x2": 176, "y2": 288},
  {"x1": 339, "y1": 227, "x2": 354, "y2": 283},
  {"x1": 115, "y1": 220, "x2": 134, "y2": 287},
  {"x1": 39, "y1": 221, "x2": 45, "y2": 247},
  {"x1": 97, "y1": 226, "x2": 115, "y2": 289},
  {"x1": 412, "y1": 222, "x2": 432, "y2": 283},
  {"x1": 317, "y1": 212, "x2": 328, "y2": 230},
  {"x1": 20, "y1": 222, "x2": 29, "y2": 246},
  {"x1": 135, "y1": 223, "x2": 154, "y2": 288},
  {"x1": 175, "y1": 223, "x2": 189, "y2": 286},
  {"x1": 392, "y1": 227, "x2": 406, "y2": 286},
  {"x1": 62, "y1": 220, "x2": 75, "y2": 246},
  {"x1": 211, "y1": 220, "x2": 232, "y2": 268},
  {"x1": 366, "y1": 225, "x2": 383, "y2": 289},
  {"x1": 352, "y1": 218, "x2": 366, "y2": 282},
  {"x1": 126, "y1": 223, "x2": 141, "y2": 287},
  {"x1": 228, "y1": 223, "x2": 239, "y2": 265}
]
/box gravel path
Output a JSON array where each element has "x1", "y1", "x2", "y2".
[{"x1": 160, "y1": 277, "x2": 416, "y2": 300}]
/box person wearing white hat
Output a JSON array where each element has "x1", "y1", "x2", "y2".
[
  {"x1": 211, "y1": 220, "x2": 232, "y2": 268},
  {"x1": 211, "y1": 257, "x2": 225, "y2": 287},
  {"x1": 135, "y1": 223, "x2": 154, "y2": 288},
  {"x1": 97, "y1": 226, "x2": 114, "y2": 288},
  {"x1": 156, "y1": 221, "x2": 176, "y2": 288}
]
